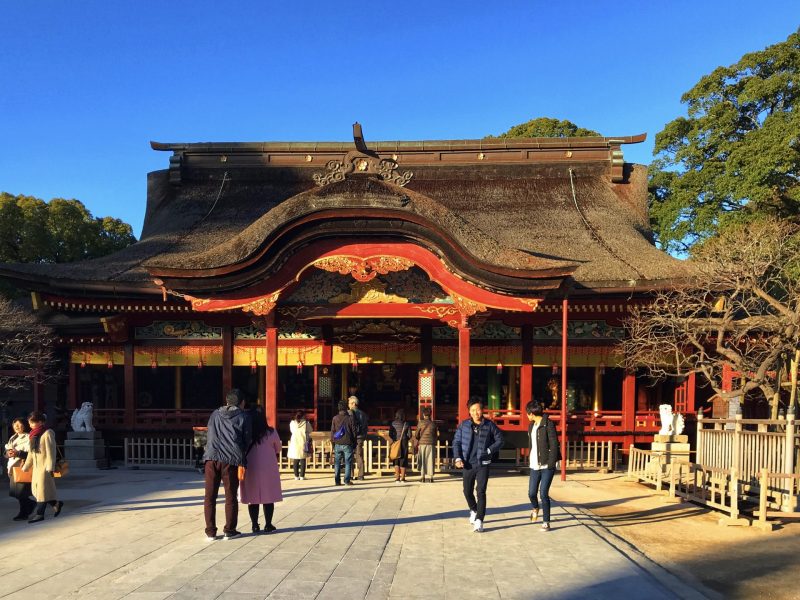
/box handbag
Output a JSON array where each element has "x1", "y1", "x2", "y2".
[
  {"x1": 388, "y1": 423, "x2": 407, "y2": 462},
  {"x1": 237, "y1": 465, "x2": 246, "y2": 481},
  {"x1": 54, "y1": 447, "x2": 69, "y2": 478},
  {"x1": 12, "y1": 466, "x2": 32, "y2": 483},
  {"x1": 304, "y1": 438, "x2": 313, "y2": 455}
]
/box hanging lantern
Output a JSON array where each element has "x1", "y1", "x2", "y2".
[
  {"x1": 197, "y1": 359, "x2": 204, "y2": 370},
  {"x1": 552, "y1": 361, "x2": 559, "y2": 374},
  {"x1": 351, "y1": 357, "x2": 358, "y2": 372},
  {"x1": 107, "y1": 357, "x2": 113, "y2": 369},
  {"x1": 496, "y1": 362, "x2": 503, "y2": 374},
  {"x1": 250, "y1": 359, "x2": 257, "y2": 373},
  {"x1": 598, "y1": 361, "x2": 606, "y2": 375},
  {"x1": 151, "y1": 358, "x2": 158, "y2": 370},
  {"x1": 296, "y1": 360, "x2": 304, "y2": 374},
  {"x1": 80, "y1": 354, "x2": 87, "y2": 369}
]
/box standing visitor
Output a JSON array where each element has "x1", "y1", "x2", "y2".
[
  {"x1": 202, "y1": 389, "x2": 252, "y2": 540},
  {"x1": 414, "y1": 407, "x2": 438, "y2": 483},
  {"x1": 452, "y1": 398, "x2": 504, "y2": 532},
  {"x1": 526, "y1": 400, "x2": 559, "y2": 531},
  {"x1": 288, "y1": 410, "x2": 312, "y2": 480},
  {"x1": 21, "y1": 412, "x2": 63, "y2": 523},
  {"x1": 389, "y1": 409, "x2": 411, "y2": 483},
  {"x1": 5, "y1": 418, "x2": 35, "y2": 520},
  {"x1": 348, "y1": 395, "x2": 369, "y2": 480},
  {"x1": 240, "y1": 408, "x2": 283, "y2": 533},
  {"x1": 330, "y1": 401, "x2": 357, "y2": 486}
]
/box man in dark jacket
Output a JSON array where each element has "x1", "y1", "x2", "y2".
[
  {"x1": 452, "y1": 397, "x2": 504, "y2": 532},
  {"x1": 331, "y1": 401, "x2": 357, "y2": 486},
  {"x1": 202, "y1": 389, "x2": 252, "y2": 540},
  {"x1": 348, "y1": 395, "x2": 369, "y2": 480}
]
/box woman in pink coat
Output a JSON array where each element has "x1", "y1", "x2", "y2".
[{"x1": 239, "y1": 409, "x2": 283, "y2": 533}]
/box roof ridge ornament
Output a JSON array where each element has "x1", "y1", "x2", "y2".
[{"x1": 312, "y1": 123, "x2": 413, "y2": 187}]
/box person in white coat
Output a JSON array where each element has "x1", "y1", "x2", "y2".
[{"x1": 287, "y1": 410, "x2": 313, "y2": 480}]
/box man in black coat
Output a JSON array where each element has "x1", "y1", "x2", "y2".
[
  {"x1": 330, "y1": 401, "x2": 357, "y2": 486},
  {"x1": 202, "y1": 388, "x2": 252, "y2": 540}
]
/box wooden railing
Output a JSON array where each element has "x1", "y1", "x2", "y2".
[
  {"x1": 667, "y1": 461, "x2": 748, "y2": 526},
  {"x1": 124, "y1": 437, "x2": 195, "y2": 468},
  {"x1": 696, "y1": 413, "x2": 800, "y2": 495},
  {"x1": 518, "y1": 440, "x2": 619, "y2": 471},
  {"x1": 754, "y1": 469, "x2": 800, "y2": 531},
  {"x1": 626, "y1": 447, "x2": 666, "y2": 490}
]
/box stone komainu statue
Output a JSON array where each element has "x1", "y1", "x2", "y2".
[
  {"x1": 71, "y1": 401, "x2": 95, "y2": 432},
  {"x1": 658, "y1": 404, "x2": 684, "y2": 436}
]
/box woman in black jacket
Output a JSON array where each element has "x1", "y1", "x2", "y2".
[
  {"x1": 389, "y1": 409, "x2": 411, "y2": 483},
  {"x1": 526, "y1": 400, "x2": 559, "y2": 531}
]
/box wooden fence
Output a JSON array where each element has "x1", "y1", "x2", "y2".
[
  {"x1": 124, "y1": 437, "x2": 195, "y2": 468},
  {"x1": 696, "y1": 413, "x2": 800, "y2": 507},
  {"x1": 519, "y1": 440, "x2": 619, "y2": 472}
]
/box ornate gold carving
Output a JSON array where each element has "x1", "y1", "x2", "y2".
[
  {"x1": 313, "y1": 256, "x2": 414, "y2": 282},
  {"x1": 241, "y1": 292, "x2": 281, "y2": 316},
  {"x1": 519, "y1": 298, "x2": 541, "y2": 311},
  {"x1": 277, "y1": 306, "x2": 324, "y2": 319},
  {"x1": 451, "y1": 294, "x2": 487, "y2": 317},
  {"x1": 328, "y1": 280, "x2": 409, "y2": 304},
  {"x1": 312, "y1": 153, "x2": 413, "y2": 187},
  {"x1": 188, "y1": 297, "x2": 211, "y2": 311}
]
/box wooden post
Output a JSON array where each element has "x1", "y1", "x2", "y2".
[
  {"x1": 520, "y1": 324, "x2": 533, "y2": 431},
  {"x1": 68, "y1": 362, "x2": 78, "y2": 411},
  {"x1": 783, "y1": 411, "x2": 797, "y2": 512},
  {"x1": 123, "y1": 343, "x2": 135, "y2": 429},
  {"x1": 560, "y1": 298, "x2": 568, "y2": 481},
  {"x1": 622, "y1": 372, "x2": 636, "y2": 454},
  {"x1": 686, "y1": 372, "x2": 697, "y2": 414},
  {"x1": 222, "y1": 326, "x2": 233, "y2": 397},
  {"x1": 733, "y1": 413, "x2": 743, "y2": 477},
  {"x1": 458, "y1": 324, "x2": 471, "y2": 425},
  {"x1": 174, "y1": 367, "x2": 182, "y2": 410},
  {"x1": 696, "y1": 409, "x2": 704, "y2": 465},
  {"x1": 265, "y1": 314, "x2": 278, "y2": 428},
  {"x1": 592, "y1": 366, "x2": 603, "y2": 412}
]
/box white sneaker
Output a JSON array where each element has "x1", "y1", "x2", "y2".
[
  {"x1": 299, "y1": 476, "x2": 305, "y2": 480},
  {"x1": 469, "y1": 511, "x2": 477, "y2": 524},
  {"x1": 294, "y1": 476, "x2": 299, "y2": 480},
  {"x1": 473, "y1": 519, "x2": 483, "y2": 533}
]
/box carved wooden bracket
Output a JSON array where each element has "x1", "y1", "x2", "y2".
[
  {"x1": 312, "y1": 151, "x2": 413, "y2": 187},
  {"x1": 312, "y1": 255, "x2": 414, "y2": 282}
]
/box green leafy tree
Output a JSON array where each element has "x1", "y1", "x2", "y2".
[
  {"x1": 0, "y1": 193, "x2": 136, "y2": 264},
  {"x1": 488, "y1": 117, "x2": 600, "y2": 139},
  {"x1": 650, "y1": 29, "x2": 800, "y2": 254}
]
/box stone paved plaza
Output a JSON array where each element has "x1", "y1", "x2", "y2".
[{"x1": 0, "y1": 469, "x2": 710, "y2": 600}]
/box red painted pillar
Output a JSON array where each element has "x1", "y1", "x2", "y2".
[
  {"x1": 458, "y1": 324, "x2": 471, "y2": 424},
  {"x1": 520, "y1": 324, "x2": 533, "y2": 430},
  {"x1": 222, "y1": 326, "x2": 233, "y2": 398},
  {"x1": 686, "y1": 372, "x2": 697, "y2": 414},
  {"x1": 124, "y1": 343, "x2": 136, "y2": 429},
  {"x1": 560, "y1": 298, "x2": 568, "y2": 481},
  {"x1": 622, "y1": 372, "x2": 636, "y2": 453},
  {"x1": 265, "y1": 316, "x2": 278, "y2": 428}
]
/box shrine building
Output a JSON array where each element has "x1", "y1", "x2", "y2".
[{"x1": 0, "y1": 125, "x2": 700, "y2": 451}]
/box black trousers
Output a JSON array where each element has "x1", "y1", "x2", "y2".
[
  {"x1": 462, "y1": 465, "x2": 490, "y2": 521},
  {"x1": 292, "y1": 458, "x2": 306, "y2": 478}
]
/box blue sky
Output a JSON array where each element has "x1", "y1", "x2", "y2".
[{"x1": 1, "y1": 1, "x2": 797, "y2": 237}]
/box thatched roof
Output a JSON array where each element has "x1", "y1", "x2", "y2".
[{"x1": 0, "y1": 134, "x2": 693, "y2": 297}]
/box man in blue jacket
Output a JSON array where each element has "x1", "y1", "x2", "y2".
[
  {"x1": 452, "y1": 397, "x2": 504, "y2": 532},
  {"x1": 202, "y1": 388, "x2": 252, "y2": 540}
]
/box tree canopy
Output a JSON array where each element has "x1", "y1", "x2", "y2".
[
  {"x1": 488, "y1": 117, "x2": 600, "y2": 139},
  {"x1": 623, "y1": 218, "x2": 800, "y2": 411},
  {"x1": 0, "y1": 193, "x2": 136, "y2": 264},
  {"x1": 649, "y1": 29, "x2": 800, "y2": 254}
]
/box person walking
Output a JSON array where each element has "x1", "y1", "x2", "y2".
[
  {"x1": 526, "y1": 400, "x2": 559, "y2": 531},
  {"x1": 5, "y1": 418, "x2": 35, "y2": 521},
  {"x1": 414, "y1": 407, "x2": 438, "y2": 483},
  {"x1": 452, "y1": 398, "x2": 504, "y2": 533},
  {"x1": 348, "y1": 395, "x2": 368, "y2": 480},
  {"x1": 389, "y1": 409, "x2": 411, "y2": 483},
  {"x1": 20, "y1": 412, "x2": 63, "y2": 523},
  {"x1": 288, "y1": 410, "x2": 312, "y2": 480},
  {"x1": 240, "y1": 409, "x2": 283, "y2": 534},
  {"x1": 330, "y1": 401, "x2": 357, "y2": 486},
  {"x1": 202, "y1": 389, "x2": 252, "y2": 540}
]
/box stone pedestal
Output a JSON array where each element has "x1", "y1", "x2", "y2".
[
  {"x1": 65, "y1": 431, "x2": 109, "y2": 470},
  {"x1": 651, "y1": 434, "x2": 691, "y2": 467}
]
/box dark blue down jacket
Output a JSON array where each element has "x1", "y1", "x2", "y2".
[
  {"x1": 203, "y1": 405, "x2": 252, "y2": 466},
  {"x1": 452, "y1": 418, "x2": 504, "y2": 470}
]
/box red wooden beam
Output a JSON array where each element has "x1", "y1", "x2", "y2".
[{"x1": 458, "y1": 324, "x2": 470, "y2": 424}]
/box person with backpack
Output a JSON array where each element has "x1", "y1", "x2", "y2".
[
  {"x1": 330, "y1": 401, "x2": 357, "y2": 486},
  {"x1": 348, "y1": 395, "x2": 368, "y2": 480},
  {"x1": 526, "y1": 400, "x2": 560, "y2": 531},
  {"x1": 452, "y1": 397, "x2": 504, "y2": 533}
]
